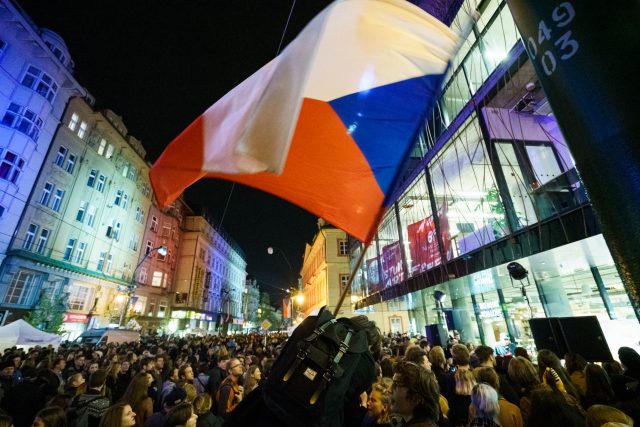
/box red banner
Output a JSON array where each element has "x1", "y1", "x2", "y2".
[
  {"x1": 381, "y1": 241, "x2": 404, "y2": 288},
  {"x1": 282, "y1": 298, "x2": 291, "y2": 319},
  {"x1": 64, "y1": 313, "x2": 88, "y2": 323},
  {"x1": 408, "y1": 204, "x2": 451, "y2": 274}
]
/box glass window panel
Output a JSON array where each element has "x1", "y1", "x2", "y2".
[
  {"x1": 377, "y1": 209, "x2": 404, "y2": 289},
  {"x1": 480, "y1": 4, "x2": 521, "y2": 71},
  {"x1": 429, "y1": 115, "x2": 507, "y2": 258}
]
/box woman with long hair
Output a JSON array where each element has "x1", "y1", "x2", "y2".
[
  {"x1": 363, "y1": 378, "x2": 393, "y2": 426},
  {"x1": 474, "y1": 367, "x2": 522, "y2": 427},
  {"x1": 428, "y1": 346, "x2": 449, "y2": 395},
  {"x1": 98, "y1": 403, "x2": 136, "y2": 427},
  {"x1": 242, "y1": 366, "x2": 261, "y2": 398},
  {"x1": 166, "y1": 403, "x2": 197, "y2": 427},
  {"x1": 468, "y1": 383, "x2": 501, "y2": 427},
  {"x1": 120, "y1": 373, "x2": 153, "y2": 427},
  {"x1": 526, "y1": 388, "x2": 585, "y2": 427},
  {"x1": 507, "y1": 356, "x2": 546, "y2": 421},
  {"x1": 192, "y1": 395, "x2": 222, "y2": 427},
  {"x1": 564, "y1": 352, "x2": 588, "y2": 396},
  {"x1": 537, "y1": 349, "x2": 581, "y2": 401},
  {"x1": 31, "y1": 407, "x2": 66, "y2": 427},
  {"x1": 584, "y1": 364, "x2": 617, "y2": 408}
]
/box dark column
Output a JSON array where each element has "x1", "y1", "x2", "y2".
[
  {"x1": 591, "y1": 266, "x2": 616, "y2": 320},
  {"x1": 507, "y1": 0, "x2": 640, "y2": 320},
  {"x1": 496, "y1": 288, "x2": 518, "y2": 344}
]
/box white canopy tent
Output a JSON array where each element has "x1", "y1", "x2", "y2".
[{"x1": 0, "y1": 319, "x2": 62, "y2": 351}]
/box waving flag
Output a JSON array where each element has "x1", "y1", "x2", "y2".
[{"x1": 150, "y1": 0, "x2": 458, "y2": 243}]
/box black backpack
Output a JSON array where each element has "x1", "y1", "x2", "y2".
[{"x1": 262, "y1": 307, "x2": 375, "y2": 427}]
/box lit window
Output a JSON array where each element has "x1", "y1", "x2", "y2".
[
  {"x1": 151, "y1": 271, "x2": 163, "y2": 287},
  {"x1": 113, "y1": 222, "x2": 121, "y2": 241},
  {"x1": 65, "y1": 153, "x2": 76, "y2": 174},
  {"x1": 105, "y1": 144, "x2": 114, "y2": 159},
  {"x1": 63, "y1": 238, "x2": 76, "y2": 261},
  {"x1": 139, "y1": 267, "x2": 148, "y2": 284},
  {"x1": 98, "y1": 138, "x2": 106, "y2": 155},
  {"x1": 67, "y1": 284, "x2": 91, "y2": 311},
  {"x1": 22, "y1": 224, "x2": 38, "y2": 250},
  {"x1": 21, "y1": 65, "x2": 59, "y2": 102},
  {"x1": 51, "y1": 188, "x2": 65, "y2": 212},
  {"x1": 78, "y1": 121, "x2": 87, "y2": 139},
  {"x1": 35, "y1": 229, "x2": 49, "y2": 254},
  {"x1": 39, "y1": 182, "x2": 53, "y2": 206},
  {"x1": 68, "y1": 113, "x2": 79, "y2": 130},
  {"x1": 54, "y1": 146, "x2": 67, "y2": 167},
  {"x1": 127, "y1": 166, "x2": 137, "y2": 181},
  {"x1": 122, "y1": 163, "x2": 129, "y2": 178},
  {"x1": 1, "y1": 103, "x2": 43, "y2": 140},
  {"x1": 74, "y1": 242, "x2": 86, "y2": 264}
]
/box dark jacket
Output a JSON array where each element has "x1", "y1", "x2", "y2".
[{"x1": 196, "y1": 412, "x2": 223, "y2": 427}]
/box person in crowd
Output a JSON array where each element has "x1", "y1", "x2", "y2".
[
  {"x1": 120, "y1": 373, "x2": 153, "y2": 427},
  {"x1": 145, "y1": 388, "x2": 187, "y2": 427},
  {"x1": 586, "y1": 404, "x2": 633, "y2": 427},
  {"x1": 182, "y1": 384, "x2": 196, "y2": 404},
  {"x1": 178, "y1": 365, "x2": 194, "y2": 387},
  {"x1": 165, "y1": 403, "x2": 197, "y2": 427},
  {"x1": 507, "y1": 356, "x2": 547, "y2": 421},
  {"x1": 32, "y1": 407, "x2": 66, "y2": 427},
  {"x1": 192, "y1": 395, "x2": 222, "y2": 427},
  {"x1": 242, "y1": 365, "x2": 260, "y2": 398},
  {"x1": 66, "y1": 374, "x2": 87, "y2": 401},
  {"x1": 0, "y1": 413, "x2": 12, "y2": 427},
  {"x1": 0, "y1": 360, "x2": 17, "y2": 396},
  {"x1": 467, "y1": 383, "x2": 500, "y2": 427},
  {"x1": 85, "y1": 363, "x2": 100, "y2": 380},
  {"x1": 564, "y1": 352, "x2": 588, "y2": 396},
  {"x1": 536, "y1": 349, "x2": 581, "y2": 402},
  {"x1": 206, "y1": 355, "x2": 229, "y2": 398},
  {"x1": 618, "y1": 347, "x2": 640, "y2": 381},
  {"x1": 361, "y1": 378, "x2": 393, "y2": 427},
  {"x1": 473, "y1": 345, "x2": 519, "y2": 404},
  {"x1": 64, "y1": 356, "x2": 85, "y2": 381},
  {"x1": 583, "y1": 363, "x2": 617, "y2": 408},
  {"x1": 428, "y1": 346, "x2": 448, "y2": 397},
  {"x1": 442, "y1": 344, "x2": 471, "y2": 400},
  {"x1": 474, "y1": 367, "x2": 522, "y2": 427},
  {"x1": 390, "y1": 360, "x2": 441, "y2": 427},
  {"x1": 98, "y1": 403, "x2": 136, "y2": 427},
  {"x1": 448, "y1": 369, "x2": 475, "y2": 427},
  {"x1": 111, "y1": 362, "x2": 131, "y2": 403},
  {"x1": 526, "y1": 388, "x2": 585, "y2": 427},
  {"x1": 405, "y1": 347, "x2": 432, "y2": 372},
  {"x1": 192, "y1": 364, "x2": 209, "y2": 396},
  {"x1": 50, "y1": 358, "x2": 66, "y2": 392},
  {"x1": 68, "y1": 370, "x2": 110, "y2": 427},
  {"x1": 160, "y1": 368, "x2": 180, "y2": 408},
  {"x1": 215, "y1": 359, "x2": 244, "y2": 419},
  {"x1": 494, "y1": 333, "x2": 516, "y2": 357}
]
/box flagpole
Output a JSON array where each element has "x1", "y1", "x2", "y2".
[{"x1": 333, "y1": 242, "x2": 370, "y2": 316}]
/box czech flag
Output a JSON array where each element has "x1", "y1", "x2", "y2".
[{"x1": 150, "y1": 0, "x2": 458, "y2": 243}]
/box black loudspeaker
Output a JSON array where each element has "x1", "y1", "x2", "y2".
[
  {"x1": 529, "y1": 316, "x2": 613, "y2": 362},
  {"x1": 425, "y1": 324, "x2": 448, "y2": 347}
]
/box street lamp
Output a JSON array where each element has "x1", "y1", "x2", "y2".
[
  {"x1": 267, "y1": 246, "x2": 295, "y2": 276},
  {"x1": 119, "y1": 245, "x2": 167, "y2": 327}
]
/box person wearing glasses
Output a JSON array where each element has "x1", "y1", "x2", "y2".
[
  {"x1": 390, "y1": 361, "x2": 441, "y2": 427},
  {"x1": 215, "y1": 358, "x2": 244, "y2": 419}
]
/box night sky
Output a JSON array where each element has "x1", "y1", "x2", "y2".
[{"x1": 17, "y1": 0, "x2": 334, "y2": 303}]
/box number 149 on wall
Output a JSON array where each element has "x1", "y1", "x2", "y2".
[{"x1": 526, "y1": 2, "x2": 579, "y2": 76}]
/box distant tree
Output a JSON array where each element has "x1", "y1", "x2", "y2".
[{"x1": 25, "y1": 288, "x2": 66, "y2": 333}]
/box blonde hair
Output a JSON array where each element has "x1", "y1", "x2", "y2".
[
  {"x1": 370, "y1": 378, "x2": 393, "y2": 424},
  {"x1": 454, "y1": 369, "x2": 476, "y2": 395},
  {"x1": 586, "y1": 405, "x2": 633, "y2": 427},
  {"x1": 428, "y1": 346, "x2": 446, "y2": 370},
  {"x1": 183, "y1": 383, "x2": 197, "y2": 403},
  {"x1": 193, "y1": 394, "x2": 212, "y2": 415}
]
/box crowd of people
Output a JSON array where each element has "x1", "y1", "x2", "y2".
[{"x1": 0, "y1": 325, "x2": 637, "y2": 427}]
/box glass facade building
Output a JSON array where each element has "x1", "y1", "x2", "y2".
[{"x1": 350, "y1": 0, "x2": 638, "y2": 355}]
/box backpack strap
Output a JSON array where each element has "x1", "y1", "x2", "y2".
[
  {"x1": 283, "y1": 318, "x2": 336, "y2": 382},
  {"x1": 309, "y1": 328, "x2": 354, "y2": 405}
]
